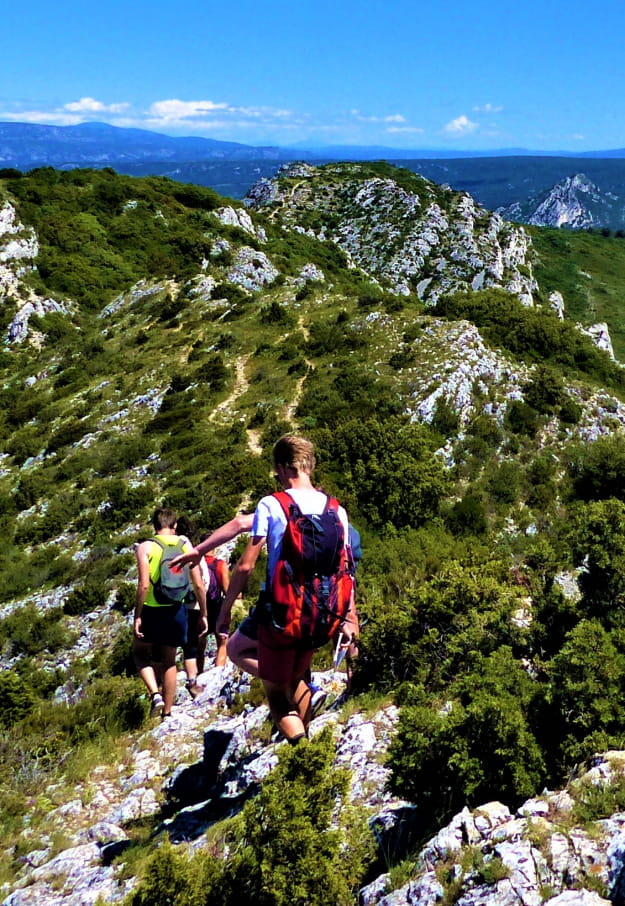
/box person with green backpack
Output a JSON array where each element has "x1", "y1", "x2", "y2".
[{"x1": 134, "y1": 507, "x2": 208, "y2": 718}]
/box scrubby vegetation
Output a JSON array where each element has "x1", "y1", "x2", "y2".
[{"x1": 4, "y1": 164, "x2": 625, "y2": 899}]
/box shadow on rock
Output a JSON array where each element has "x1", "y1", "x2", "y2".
[{"x1": 159, "y1": 727, "x2": 270, "y2": 842}]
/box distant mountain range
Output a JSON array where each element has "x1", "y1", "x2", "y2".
[
  {"x1": 5, "y1": 121, "x2": 625, "y2": 228},
  {"x1": 0, "y1": 121, "x2": 311, "y2": 167}
]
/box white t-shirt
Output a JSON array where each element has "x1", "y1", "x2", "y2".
[{"x1": 252, "y1": 488, "x2": 349, "y2": 585}]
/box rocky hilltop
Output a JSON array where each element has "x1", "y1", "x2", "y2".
[
  {"x1": 2, "y1": 164, "x2": 625, "y2": 905},
  {"x1": 246, "y1": 162, "x2": 536, "y2": 304},
  {"x1": 499, "y1": 174, "x2": 622, "y2": 230}
]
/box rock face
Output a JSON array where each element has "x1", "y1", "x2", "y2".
[
  {"x1": 226, "y1": 246, "x2": 279, "y2": 291},
  {"x1": 0, "y1": 664, "x2": 408, "y2": 906},
  {"x1": 245, "y1": 162, "x2": 537, "y2": 305},
  {"x1": 0, "y1": 202, "x2": 39, "y2": 307},
  {"x1": 500, "y1": 174, "x2": 620, "y2": 230},
  {"x1": 6, "y1": 652, "x2": 625, "y2": 906},
  {"x1": 363, "y1": 752, "x2": 625, "y2": 906},
  {"x1": 7, "y1": 297, "x2": 70, "y2": 344}
]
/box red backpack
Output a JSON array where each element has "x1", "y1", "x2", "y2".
[
  {"x1": 268, "y1": 491, "x2": 354, "y2": 649},
  {"x1": 203, "y1": 554, "x2": 226, "y2": 606}
]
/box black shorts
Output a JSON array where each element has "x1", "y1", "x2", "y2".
[
  {"x1": 182, "y1": 609, "x2": 205, "y2": 659},
  {"x1": 140, "y1": 602, "x2": 187, "y2": 648},
  {"x1": 237, "y1": 605, "x2": 260, "y2": 640}
]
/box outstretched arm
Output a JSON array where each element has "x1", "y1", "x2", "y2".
[{"x1": 171, "y1": 514, "x2": 254, "y2": 568}]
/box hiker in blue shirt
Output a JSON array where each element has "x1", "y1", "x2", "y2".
[{"x1": 215, "y1": 435, "x2": 358, "y2": 743}]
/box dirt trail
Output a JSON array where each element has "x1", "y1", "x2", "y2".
[
  {"x1": 209, "y1": 356, "x2": 262, "y2": 456},
  {"x1": 211, "y1": 314, "x2": 309, "y2": 461},
  {"x1": 284, "y1": 315, "x2": 312, "y2": 425},
  {"x1": 267, "y1": 180, "x2": 303, "y2": 221},
  {"x1": 210, "y1": 357, "x2": 249, "y2": 423}
]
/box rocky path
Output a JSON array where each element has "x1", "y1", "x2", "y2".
[
  {"x1": 4, "y1": 646, "x2": 625, "y2": 906},
  {"x1": 1, "y1": 664, "x2": 401, "y2": 906}
]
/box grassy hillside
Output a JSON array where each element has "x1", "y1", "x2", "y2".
[
  {"x1": 531, "y1": 226, "x2": 625, "y2": 358},
  {"x1": 3, "y1": 165, "x2": 625, "y2": 901}
]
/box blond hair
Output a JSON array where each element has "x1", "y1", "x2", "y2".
[{"x1": 272, "y1": 434, "x2": 316, "y2": 475}]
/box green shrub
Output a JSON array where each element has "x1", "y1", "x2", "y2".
[
  {"x1": 315, "y1": 416, "x2": 450, "y2": 530},
  {"x1": 567, "y1": 498, "x2": 625, "y2": 619},
  {"x1": 129, "y1": 728, "x2": 371, "y2": 906},
  {"x1": 431, "y1": 398, "x2": 460, "y2": 438},
  {"x1": 0, "y1": 604, "x2": 73, "y2": 657},
  {"x1": 546, "y1": 620, "x2": 625, "y2": 764},
  {"x1": 505, "y1": 400, "x2": 540, "y2": 437},
  {"x1": 355, "y1": 559, "x2": 522, "y2": 693},
  {"x1": 566, "y1": 435, "x2": 625, "y2": 501},
  {"x1": 63, "y1": 581, "x2": 104, "y2": 616},
  {"x1": 259, "y1": 300, "x2": 296, "y2": 327},
  {"x1": 388, "y1": 648, "x2": 545, "y2": 825},
  {"x1": 0, "y1": 670, "x2": 38, "y2": 728},
  {"x1": 488, "y1": 461, "x2": 521, "y2": 505},
  {"x1": 446, "y1": 493, "x2": 488, "y2": 536}
]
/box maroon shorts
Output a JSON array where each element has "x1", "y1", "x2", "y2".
[{"x1": 257, "y1": 624, "x2": 313, "y2": 686}]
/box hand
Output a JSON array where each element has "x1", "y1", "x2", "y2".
[
  {"x1": 133, "y1": 617, "x2": 144, "y2": 639},
  {"x1": 170, "y1": 548, "x2": 201, "y2": 569},
  {"x1": 198, "y1": 615, "x2": 209, "y2": 638}
]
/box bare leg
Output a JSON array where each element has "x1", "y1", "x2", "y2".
[
  {"x1": 161, "y1": 645, "x2": 178, "y2": 715},
  {"x1": 196, "y1": 635, "x2": 208, "y2": 674},
  {"x1": 214, "y1": 634, "x2": 228, "y2": 667},
  {"x1": 293, "y1": 678, "x2": 312, "y2": 731},
  {"x1": 263, "y1": 680, "x2": 306, "y2": 740},
  {"x1": 183, "y1": 657, "x2": 199, "y2": 694},
  {"x1": 133, "y1": 640, "x2": 160, "y2": 695},
  {"x1": 227, "y1": 629, "x2": 259, "y2": 676}
]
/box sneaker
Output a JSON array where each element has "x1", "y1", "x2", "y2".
[
  {"x1": 150, "y1": 692, "x2": 165, "y2": 715},
  {"x1": 186, "y1": 678, "x2": 200, "y2": 699},
  {"x1": 308, "y1": 683, "x2": 327, "y2": 717}
]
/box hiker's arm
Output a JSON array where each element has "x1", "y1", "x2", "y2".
[
  {"x1": 216, "y1": 535, "x2": 265, "y2": 637},
  {"x1": 190, "y1": 563, "x2": 209, "y2": 638},
  {"x1": 170, "y1": 514, "x2": 254, "y2": 568},
  {"x1": 134, "y1": 543, "x2": 151, "y2": 639}
]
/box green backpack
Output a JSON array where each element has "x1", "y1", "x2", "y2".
[{"x1": 150, "y1": 537, "x2": 191, "y2": 605}]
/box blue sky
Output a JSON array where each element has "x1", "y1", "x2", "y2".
[{"x1": 3, "y1": 0, "x2": 625, "y2": 151}]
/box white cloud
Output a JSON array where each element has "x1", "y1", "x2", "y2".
[
  {"x1": 351, "y1": 109, "x2": 407, "y2": 124},
  {"x1": 148, "y1": 99, "x2": 229, "y2": 120},
  {"x1": 64, "y1": 97, "x2": 129, "y2": 114},
  {"x1": 572, "y1": 133, "x2": 585, "y2": 141},
  {"x1": 0, "y1": 108, "x2": 82, "y2": 125},
  {"x1": 386, "y1": 126, "x2": 424, "y2": 134},
  {"x1": 472, "y1": 103, "x2": 503, "y2": 114},
  {"x1": 443, "y1": 115, "x2": 479, "y2": 136}
]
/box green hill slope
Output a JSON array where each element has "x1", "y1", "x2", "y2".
[{"x1": 4, "y1": 164, "x2": 625, "y2": 902}]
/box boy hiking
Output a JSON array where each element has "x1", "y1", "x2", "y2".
[
  {"x1": 216, "y1": 435, "x2": 358, "y2": 743},
  {"x1": 134, "y1": 508, "x2": 208, "y2": 718}
]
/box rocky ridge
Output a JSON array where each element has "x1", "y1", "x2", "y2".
[
  {"x1": 499, "y1": 174, "x2": 622, "y2": 230},
  {"x1": 3, "y1": 165, "x2": 625, "y2": 905},
  {"x1": 245, "y1": 162, "x2": 537, "y2": 304},
  {"x1": 6, "y1": 647, "x2": 625, "y2": 906}
]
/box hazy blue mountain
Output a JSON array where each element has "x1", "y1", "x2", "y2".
[
  {"x1": 0, "y1": 121, "x2": 312, "y2": 167},
  {"x1": 5, "y1": 122, "x2": 625, "y2": 225}
]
